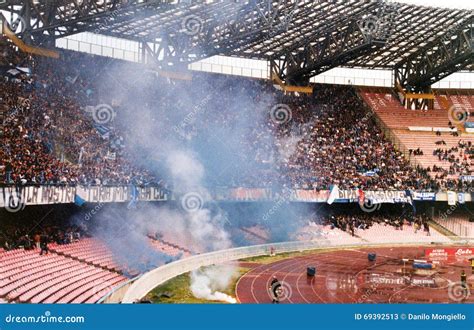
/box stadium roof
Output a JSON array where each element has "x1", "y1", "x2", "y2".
[{"x1": 1, "y1": 1, "x2": 473, "y2": 83}]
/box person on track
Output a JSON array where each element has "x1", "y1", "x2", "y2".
[{"x1": 269, "y1": 276, "x2": 282, "y2": 304}]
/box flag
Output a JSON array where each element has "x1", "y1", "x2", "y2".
[
  {"x1": 358, "y1": 189, "x2": 365, "y2": 206},
  {"x1": 94, "y1": 124, "x2": 111, "y2": 139},
  {"x1": 74, "y1": 194, "x2": 86, "y2": 207},
  {"x1": 127, "y1": 185, "x2": 139, "y2": 210},
  {"x1": 405, "y1": 190, "x2": 416, "y2": 215},
  {"x1": 327, "y1": 185, "x2": 339, "y2": 205},
  {"x1": 65, "y1": 73, "x2": 79, "y2": 84},
  {"x1": 362, "y1": 171, "x2": 377, "y2": 177}
]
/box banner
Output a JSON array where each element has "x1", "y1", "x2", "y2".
[
  {"x1": 337, "y1": 190, "x2": 409, "y2": 204},
  {"x1": 293, "y1": 190, "x2": 329, "y2": 202},
  {"x1": 460, "y1": 175, "x2": 474, "y2": 182},
  {"x1": 447, "y1": 191, "x2": 457, "y2": 206},
  {"x1": 227, "y1": 188, "x2": 273, "y2": 201},
  {"x1": 76, "y1": 186, "x2": 166, "y2": 203},
  {"x1": 425, "y1": 247, "x2": 473, "y2": 259},
  {"x1": 0, "y1": 186, "x2": 75, "y2": 207},
  {"x1": 413, "y1": 192, "x2": 436, "y2": 201},
  {"x1": 0, "y1": 186, "x2": 471, "y2": 207}
]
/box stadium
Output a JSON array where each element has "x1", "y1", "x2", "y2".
[{"x1": 0, "y1": 0, "x2": 473, "y2": 306}]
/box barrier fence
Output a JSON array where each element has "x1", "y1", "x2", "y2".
[{"x1": 111, "y1": 238, "x2": 474, "y2": 304}]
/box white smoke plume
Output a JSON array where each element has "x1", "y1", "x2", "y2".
[{"x1": 190, "y1": 265, "x2": 238, "y2": 304}]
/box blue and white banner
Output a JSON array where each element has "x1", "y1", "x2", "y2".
[
  {"x1": 413, "y1": 192, "x2": 436, "y2": 201},
  {"x1": 460, "y1": 175, "x2": 474, "y2": 182}
]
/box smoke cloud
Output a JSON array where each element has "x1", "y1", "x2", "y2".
[
  {"x1": 190, "y1": 265, "x2": 238, "y2": 304},
  {"x1": 69, "y1": 54, "x2": 321, "y2": 301}
]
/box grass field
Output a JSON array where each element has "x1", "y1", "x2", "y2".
[
  {"x1": 146, "y1": 267, "x2": 250, "y2": 304},
  {"x1": 240, "y1": 247, "x2": 340, "y2": 264}
]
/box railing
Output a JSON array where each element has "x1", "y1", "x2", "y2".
[
  {"x1": 1, "y1": 185, "x2": 474, "y2": 207},
  {"x1": 434, "y1": 217, "x2": 473, "y2": 237},
  {"x1": 114, "y1": 238, "x2": 474, "y2": 304}
]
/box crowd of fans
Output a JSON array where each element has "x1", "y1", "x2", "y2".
[
  {"x1": 274, "y1": 86, "x2": 441, "y2": 190},
  {"x1": 0, "y1": 222, "x2": 83, "y2": 252},
  {"x1": 431, "y1": 140, "x2": 473, "y2": 178},
  {"x1": 316, "y1": 209, "x2": 433, "y2": 237},
  {"x1": 1, "y1": 42, "x2": 156, "y2": 186},
  {"x1": 0, "y1": 39, "x2": 472, "y2": 191}
]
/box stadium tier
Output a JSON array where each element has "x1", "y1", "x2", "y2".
[
  {"x1": 0, "y1": 48, "x2": 452, "y2": 191},
  {"x1": 360, "y1": 89, "x2": 474, "y2": 187}
]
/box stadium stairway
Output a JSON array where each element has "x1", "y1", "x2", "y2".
[{"x1": 433, "y1": 216, "x2": 474, "y2": 237}]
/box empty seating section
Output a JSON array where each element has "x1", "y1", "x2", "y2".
[
  {"x1": 50, "y1": 238, "x2": 121, "y2": 271},
  {"x1": 0, "y1": 248, "x2": 128, "y2": 303},
  {"x1": 296, "y1": 224, "x2": 362, "y2": 245},
  {"x1": 442, "y1": 94, "x2": 474, "y2": 114},
  {"x1": 360, "y1": 91, "x2": 453, "y2": 130},
  {"x1": 0, "y1": 236, "x2": 191, "y2": 303},
  {"x1": 354, "y1": 223, "x2": 450, "y2": 244},
  {"x1": 239, "y1": 223, "x2": 448, "y2": 245},
  {"x1": 434, "y1": 217, "x2": 474, "y2": 237},
  {"x1": 149, "y1": 239, "x2": 191, "y2": 258},
  {"x1": 159, "y1": 233, "x2": 200, "y2": 254}
]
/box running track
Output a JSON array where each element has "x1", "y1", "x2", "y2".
[{"x1": 235, "y1": 246, "x2": 474, "y2": 304}]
